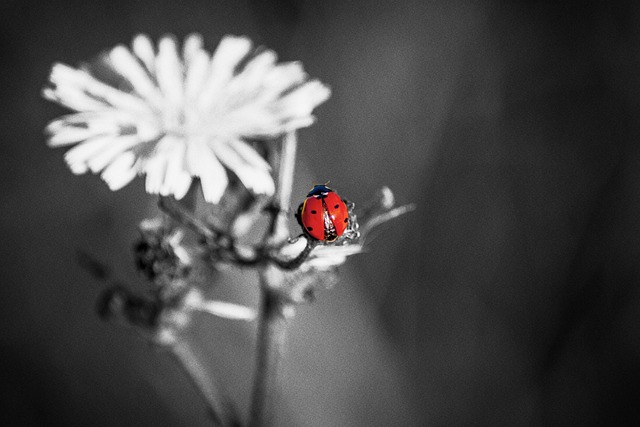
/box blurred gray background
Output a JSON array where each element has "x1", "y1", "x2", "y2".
[{"x1": 3, "y1": 0, "x2": 640, "y2": 425}]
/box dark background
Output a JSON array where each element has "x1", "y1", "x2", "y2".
[{"x1": 2, "y1": 1, "x2": 640, "y2": 425}]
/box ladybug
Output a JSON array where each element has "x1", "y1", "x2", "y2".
[{"x1": 296, "y1": 184, "x2": 349, "y2": 242}]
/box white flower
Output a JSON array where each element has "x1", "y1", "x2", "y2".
[{"x1": 43, "y1": 34, "x2": 331, "y2": 203}]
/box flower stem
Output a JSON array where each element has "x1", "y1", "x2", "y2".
[
  {"x1": 170, "y1": 340, "x2": 237, "y2": 427},
  {"x1": 249, "y1": 131, "x2": 299, "y2": 426},
  {"x1": 248, "y1": 285, "x2": 292, "y2": 427}
]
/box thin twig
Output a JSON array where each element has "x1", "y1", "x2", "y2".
[
  {"x1": 359, "y1": 203, "x2": 417, "y2": 236},
  {"x1": 170, "y1": 340, "x2": 237, "y2": 427}
]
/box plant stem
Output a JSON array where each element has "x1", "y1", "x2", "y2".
[
  {"x1": 249, "y1": 131, "x2": 299, "y2": 426},
  {"x1": 170, "y1": 340, "x2": 236, "y2": 427},
  {"x1": 248, "y1": 285, "x2": 291, "y2": 427}
]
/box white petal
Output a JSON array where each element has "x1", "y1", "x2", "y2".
[
  {"x1": 220, "y1": 107, "x2": 282, "y2": 138},
  {"x1": 258, "y1": 61, "x2": 307, "y2": 103},
  {"x1": 276, "y1": 80, "x2": 331, "y2": 117},
  {"x1": 184, "y1": 50, "x2": 209, "y2": 106},
  {"x1": 134, "y1": 118, "x2": 163, "y2": 141},
  {"x1": 265, "y1": 61, "x2": 307, "y2": 88},
  {"x1": 228, "y1": 49, "x2": 277, "y2": 98},
  {"x1": 186, "y1": 142, "x2": 228, "y2": 203},
  {"x1": 45, "y1": 112, "x2": 125, "y2": 146},
  {"x1": 42, "y1": 85, "x2": 107, "y2": 112},
  {"x1": 182, "y1": 33, "x2": 204, "y2": 65},
  {"x1": 109, "y1": 45, "x2": 162, "y2": 106},
  {"x1": 198, "y1": 35, "x2": 253, "y2": 112},
  {"x1": 47, "y1": 110, "x2": 126, "y2": 128},
  {"x1": 144, "y1": 153, "x2": 166, "y2": 194},
  {"x1": 86, "y1": 135, "x2": 140, "y2": 173},
  {"x1": 229, "y1": 139, "x2": 272, "y2": 172},
  {"x1": 157, "y1": 137, "x2": 191, "y2": 198},
  {"x1": 47, "y1": 126, "x2": 102, "y2": 147},
  {"x1": 131, "y1": 34, "x2": 156, "y2": 74},
  {"x1": 64, "y1": 136, "x2": 115, "y2": 174},
  {"x1": 100, "y1": 151, "x2": 137, "y2": 190},
  {"x1": 49, "y1": 63, "x2": 152, "y2": 115},
  {"x1": 212, "y1": 141, "x2": 274, "y2": 196},
  {"x1": 172, "y1": 174, "x2": 193, "y2": 201},
  {"x1": 156, "y1": 36, "x2": 184, "y2": 107}
]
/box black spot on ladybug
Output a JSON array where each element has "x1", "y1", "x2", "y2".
[
  {"x1": 344, "y1": 218, "x2": 348, "y2": 223},
  {"x1": 334, "y1": 204, "x2": 339, "y2": 209},
  {"x1": 307, "y1": 227, "x2": 313, "y2": 231},
  {"x1": 311, "y1": 210, "x2": 317, "y2": 214}
]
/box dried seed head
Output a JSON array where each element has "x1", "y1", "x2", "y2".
[{"x1": 134, "y1": 217, "x2": 191, "y2": 287}]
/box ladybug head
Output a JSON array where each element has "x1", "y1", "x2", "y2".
[{"x1": 307, "y1": 184, "x2": 333, "y2": 198}]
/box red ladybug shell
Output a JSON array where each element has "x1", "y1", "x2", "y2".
[
  {"x1": 324, "y1": 192, "x2": 349, "y2": 237},
  {"x1": 299, "y1": 187, "x2": 349, "y2": 242}
]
